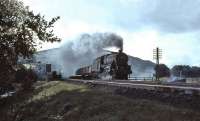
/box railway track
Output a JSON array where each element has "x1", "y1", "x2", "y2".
[{"x1": 68, "y1": 79, "x2": 200, "y2": 96}]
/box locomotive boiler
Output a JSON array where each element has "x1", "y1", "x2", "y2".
[{"x1": 75, "y1": 49, "x2": 132, "y2": 80}]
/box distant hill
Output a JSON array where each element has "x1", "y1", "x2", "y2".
[
  {"x1": 33, "y1": 48, "x2": 155, "y2": 77},
  {"x1": 128, "y1": 56, "x2": 155, "y2": 77}
]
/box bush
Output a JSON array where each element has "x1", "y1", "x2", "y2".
[
  {"x1": 15, "y1": 66, "x2": 38, "y2": 90},
  {"x1": 51, "y1": 71, "x2": 62, "y2": 80},
  {"x1": 155, "y1": 64, "x2": 170, "y2": 78}
]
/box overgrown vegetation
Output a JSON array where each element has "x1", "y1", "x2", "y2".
[
  {"x1": 1, "y1": 81, "x2": 200, "y2": 121},
  {"x1": 15, "y1": 65, "x2": 37, "y2": 90}
]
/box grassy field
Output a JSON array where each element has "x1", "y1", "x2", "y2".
[{"x1": 1, "y1": 81, "x2": 200, "y2": 121}]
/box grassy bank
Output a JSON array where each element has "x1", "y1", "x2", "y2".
[{"x1": 1, "y1": 81, "x2": 200, "y2": 121}]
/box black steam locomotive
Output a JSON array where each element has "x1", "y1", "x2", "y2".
[{"x1": 75, "y1": 50, "x2": 132, "y2": 80}]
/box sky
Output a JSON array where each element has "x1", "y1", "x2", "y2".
[{"x1": 22, "y1": 0, "x2": 200, "y2": 67}]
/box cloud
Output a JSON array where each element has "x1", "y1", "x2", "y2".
[
  {"x1": 147, "y1": 0, "x2": 200, "y2": 33},
  {"x1": 158, "y1": 32, "x2": 200, "y2": 67},
  {"x1": 22, "y1": 0, "x2": 200, "y2": 67},
  {"x1": 22, "y1": 0, "x2": 200, "y2": 33}
]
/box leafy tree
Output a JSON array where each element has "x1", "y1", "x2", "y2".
[
  {"x1": 190, "y1": 66, "x2": 200, "y2": 77},
  {"x1": 0, "y1": 0, "x2": 60, "y2": 86},
  {"x1": 171, "y1": 65, "x2": 191, "y2": 77},
  {"x1": 155, "y1": 64, "x2": 170, "y2": 78},
  {"x1": 171, "y1": 65, "x2": 200, "y2": 77}
]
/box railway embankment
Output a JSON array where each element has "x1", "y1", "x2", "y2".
[
  {"x1": 1, "y1": 80, "x2": 200, "y2": 121},
  {"x1": 67, "y1": 79, "x2": 200, "y2": 111}
]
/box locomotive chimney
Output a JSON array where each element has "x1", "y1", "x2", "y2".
[{"x1": 119, "y1": 48, "x2": 122, "y2": 53}]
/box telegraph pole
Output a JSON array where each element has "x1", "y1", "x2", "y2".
[{"x1": 153, "y1": 47, "x2": 162, "y2": 82}]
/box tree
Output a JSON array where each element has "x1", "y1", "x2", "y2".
[
  {"x1": 171, "y1": 65, "x2": 200, "y2": 78},
  {"x1": 171, "y1": 65, "x2": 191, "y2": 77},
  {"x1": 0, "y1": 0, "x2": 60, "y2": 86},
  {"x1": 190, "y1": 66, "x2": 200, "y2": 77},
  {"x1": 154, "y1": 64, "x2": 170, "y2": 78}
]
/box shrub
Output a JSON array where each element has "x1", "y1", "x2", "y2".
[{"x1": 15, "y1": 66, "x2": 38, "y2": 90}]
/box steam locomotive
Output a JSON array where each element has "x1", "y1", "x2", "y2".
[{"x1": 75, "y1": 49, "x2": 132, "y2": 80}]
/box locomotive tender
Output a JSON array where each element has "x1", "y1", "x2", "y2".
[{"x1": 75, "y1": 49, "x2": 132, "y2": 80}]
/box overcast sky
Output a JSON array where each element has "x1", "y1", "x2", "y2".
[{"x1": 22, "y1": 0, "x2": 200, "y2": 67}]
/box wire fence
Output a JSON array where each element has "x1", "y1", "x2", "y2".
[{"x1": 129, "y1": 77, "x2": 154, "y2": 81}]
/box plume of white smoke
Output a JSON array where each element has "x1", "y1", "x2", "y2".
[{"x1": 56, "y1": 32, "x2": 123, "y2": 77}]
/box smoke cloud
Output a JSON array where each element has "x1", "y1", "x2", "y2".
[
  {"x1": 54, "y1": 33, "x2": 123, "y2": 77},
  {"x1": 24, "y1": 0, "x2": 200, "y2": 67},
  {"x1": 35, "y1": 32, "x2": 156, "y2": 78}
]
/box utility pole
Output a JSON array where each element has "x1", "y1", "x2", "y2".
[{"x1": 153, "y1": 47, "x2": 162, "y2": 82}]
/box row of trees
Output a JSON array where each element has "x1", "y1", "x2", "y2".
[
  {"x1": 0, "y1": 0, "x2": 60, "y2": 87},
  {"x1": 171, "y1": 65, "x2": 200, "y2": 77},
  {"x1": 155, "y1": 64, "x2": 200, "y2": 78}
]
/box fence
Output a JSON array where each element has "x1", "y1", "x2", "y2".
[
  {"x1": 129, "y1": 77, "x2": 154, "y2": 81},
  {"x1": 186, "y1": 78, "x2": 200, "y2": 84}
]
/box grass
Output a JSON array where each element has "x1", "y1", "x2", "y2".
[
  {"x1": 1, "y1": 80, "x2": 200, "y2": 121},
  {"x1": 30, "y1": 81, "x2": 88, "y2": 101}
]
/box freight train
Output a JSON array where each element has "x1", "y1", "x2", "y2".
[{"x1": 74, "y1": 49, "x2": 132, "y2": 80}]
